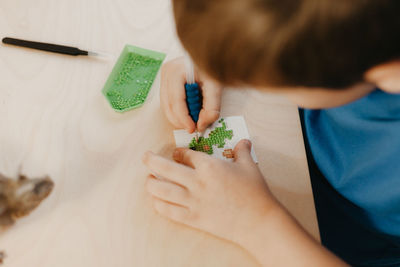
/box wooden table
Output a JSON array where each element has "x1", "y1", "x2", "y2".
[{"x1": 0, "y1": 1, "x2": 318, "y2": 266}]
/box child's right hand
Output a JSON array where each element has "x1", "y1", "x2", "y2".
[{"x1": 160, "y1": 57, "x2": 222, "y2": 133}]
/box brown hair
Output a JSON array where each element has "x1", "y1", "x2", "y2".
[{"x1": 173, "y1": 0, "x2": 400, "y2": 88}]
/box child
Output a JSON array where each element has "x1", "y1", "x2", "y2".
[{"x1": 142, "y1": 1, "x2": 400, "y2": 266}]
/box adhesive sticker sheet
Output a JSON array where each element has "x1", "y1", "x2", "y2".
[{"x1": 174, "y1": 116, "x2": 257, "y2": 162}]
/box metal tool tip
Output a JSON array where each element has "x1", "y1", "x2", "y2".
[
  {"x1": 87, "y1": 51, "x2": 99, "y2": 57},
  {"x1": 88, "y1": 51, "x2": 115, "y2": 61}
]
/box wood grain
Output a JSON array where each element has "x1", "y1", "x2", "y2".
[{"x1": 0, "y1": 0, "x2": 318, "y2": 266}]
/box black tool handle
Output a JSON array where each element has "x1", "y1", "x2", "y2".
[{"x1": 2, "y1": 37, "x2": 88, "y2": 56}]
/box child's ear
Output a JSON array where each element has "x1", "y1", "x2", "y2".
[{"x1": 364, "y1": 60, "x2": 400, "y2": 93}]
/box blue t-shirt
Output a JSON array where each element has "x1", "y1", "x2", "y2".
[{"x1": 303, "y1": 89, "x2": 400, "y2": 264}]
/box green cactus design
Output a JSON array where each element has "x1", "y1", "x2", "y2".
[{"x1": 189, "y1": 118, "x2": 233, "y2": 155}]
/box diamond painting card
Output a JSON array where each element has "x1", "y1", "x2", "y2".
[{"x1": 173, "y1": 116, "x2": 257, "y2": 162}]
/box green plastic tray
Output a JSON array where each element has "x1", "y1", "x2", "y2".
[{"x1": 102, "y1": 44, "x2": 166, "y2": 112}]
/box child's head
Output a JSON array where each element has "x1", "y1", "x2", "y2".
[{"x1": 173, "y1": 0, "x2": 400, "y2": 108}]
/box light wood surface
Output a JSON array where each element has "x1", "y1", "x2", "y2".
[{"x1": 0, "y1": 0, "x2": 319, "y2": 266}]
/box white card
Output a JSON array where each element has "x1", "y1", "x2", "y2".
[{"x1": 173, "y1": 116, "x2": 257, "y2": 162}]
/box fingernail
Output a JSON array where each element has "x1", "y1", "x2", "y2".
[
  {"x1": 173, "y1": 149, "x2": 180, "y2": 160},
  {"x1": 199, "y1": 124, "x2": 206, "y2": 133},
  {"x1": 186, "y1": 127, "x2": 194, "y2": 134},
  {"x1": 244, "y1": 139, "x2": 252, "y2": 148}
]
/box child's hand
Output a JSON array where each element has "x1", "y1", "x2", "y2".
[
  {"x1": 160, "y1": 57, "x2": 222, "y2": 133},
  {"x1": 142, "y1": 140, "x2": 279, "y2": 244},
  {"x1": 143, "y1": 141, "x2": 346, "y2": 266}
]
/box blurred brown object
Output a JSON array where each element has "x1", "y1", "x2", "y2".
[
  {"x1": 0, "y1": 173, "x2": 54, "y2": 226},
  {"x1": 0, "y1": 251, "x2": 5, "y2": 264}
]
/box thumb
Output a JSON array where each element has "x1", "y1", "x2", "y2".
[
  {"x1": 197, "y1": 77, "x2": 222, "y2": 132},
  {"x1": 197, "y1": 109, "x2": 220, "y2": 132},
  {"x1": 233, "y1": 139, "x2": 253, "y2": 164}
]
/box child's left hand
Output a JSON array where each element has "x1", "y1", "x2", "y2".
[{"x1": 142, "y1": 140, "x2": 279, "y2": 244}]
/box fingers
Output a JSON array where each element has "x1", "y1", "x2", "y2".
[
  {"x1": 233, "y1": 139, "x2": 254, "y2": 164},
  {"x1": 160, "y1": 58, "x2": 222, "y2": 133},
  {"x1": 197, "y1": 110, "x2": 220, "y2": 133},
  {"x1": 173, "y1": 148, "x2": 209, "y2": 168},
  {"x1": 142, "y1": 151, "x2": 194, "y2": 188},
  {"x1": 160, "y1": 58, "x2": 196, "y2": 133},
  {"x1": 152, "y1": 197, "x2": 190, "y2": 223},
  {"x1": 160, "y1": 63, "x2": 182, "y2": 128},
  {"x1": 196, "y1": 74, "x2": 222, "y2": 132},
  {"x1": 146, "y1": 175, "x2": 190, "y2": 206},
  {"x1": 171, "y1": 83, "x2": 196, "y2": 133}
]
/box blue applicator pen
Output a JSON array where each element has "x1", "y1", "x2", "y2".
[{"x1": 185, "y1": 55, "x2": 202, "y2": 141}]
